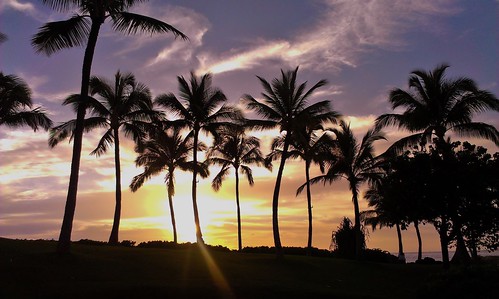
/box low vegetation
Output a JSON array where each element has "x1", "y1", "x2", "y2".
[{"x1": 1, "y1": 238, "x2": 497, "y2": 299}]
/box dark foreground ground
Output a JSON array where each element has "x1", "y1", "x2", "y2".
[{"x1": 0, "y1": 238, "x2": 497, "y2": 299}]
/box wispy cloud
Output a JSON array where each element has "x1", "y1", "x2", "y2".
[
  {"x1": 134, "y1": 4, "x2": 211, "y2": 67},
  {"x1": 197, "y1": 0, "x2": 460, "y2": 75},
  {"x1": 0, "y1": 0, "x2": 35, "y2": 14}
]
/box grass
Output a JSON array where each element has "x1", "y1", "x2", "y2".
[{"x1": 0, "y1": 238, "x2": 496, "y2": 299}]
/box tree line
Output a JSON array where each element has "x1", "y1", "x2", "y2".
[{"x1": 1, "y1": 1, "x2": 498, "y2": 269}]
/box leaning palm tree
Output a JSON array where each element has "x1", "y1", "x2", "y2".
[
  {"x1": 273, "y1": 124, "x2": 336, "y2": 255},
  {"x1": 0, "y1": 72, "x2": 52, "y2": 131},
  {"x1": 155, "y1": 72, "x2": 242, "y2": 243},
  {"x1": 243, "y1": 66, "x2": 339, "y2": 258},
  {"x1": 32, "y1": 0, "x2": 187, "y2": 254},
  {"x1": 375, "y1": 64, "x2": 499, "y2": 153},
  {"x1": 206, "y1": 127, "x2": 269, "y2": 251},
  {"x1": 49, "y1": 71, "x2": 158, "y2": 244},
  {"x1": 375, "y1": 64, "x2": 499, "y2": 267},
  {"x1": 130, "y1": 127, "x2": 208, "y2": 244},
  {"x1": 310, "y1": 120, "x2": 385, "y2": 259}
]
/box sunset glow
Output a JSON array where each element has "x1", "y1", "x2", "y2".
[{"x1": 1, "y1": 0, "x2": 498, "y2": 257}]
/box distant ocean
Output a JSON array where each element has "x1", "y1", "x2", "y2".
[{"x1": 391, "y1": 251, "x2": 499, "y2": 263}]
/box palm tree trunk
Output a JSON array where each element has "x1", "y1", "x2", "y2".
[
  {"x1": 351, "y1": 187, "x2": 362, "y2": 260},
  {"x1": 451, "y1": 221, "x2": 471, "y2": 264},
  {"x1": 469, "y1": 229, "x2": 478, "y2": 260},
  {"x1": 235, "y1": 169, "x2": 242, "y2": 251},
  {"x1": 395, "y1": 222, "x2": 406, "y2": 263},
  {"x1": 438, "y1": 216, "x2": 450, "y2": 269},
  {"x1": 167, "y1": 176, "x2": 177, "y2": 244},
  {"x1": 414, "y1": 220, "x2": 422, "y2": 261},
  {"x1": 57, "y1": 21, "x2": 102, "y2": 255},
  {"x1": 192, "y1": 128, "x2": 204, "y2": 243},
  {"x1": 109, "y1": 127, "x2": 122, "y2": 244},
  {"x1": 272, "y1": 138, "x2": 290, "y2": 259},
  {"x1": 305, "y1": 159, "x2": 313, "y2": 256}
]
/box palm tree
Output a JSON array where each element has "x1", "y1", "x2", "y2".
[
  {"x1": 275, "y1": 124, "x2": 336, "y2": 255},
  {"x1": 155, "y1": 72, "x2": 242, "y2": 244},
  {"x1": 375, "y1": 64, "x2": 499, "y2": 267},
  {"x1": 0, "y1": 72, "x2": 52, "y2": 131},
  {"x1": 130, "y1": 127, "x2": 208, "y2": 244},
  {"x1": 310, "y1": 120, "x2": 385, "y2": 259},
  {"x1": 243, "y1": 66, "x2": 339, "y2": 258},
  {"x1": 362, "y1": 179, "x2": 408, "y2": 263},
  {"x1": 375, "y1": 64, "x2": 499, "y2": 153},
  {"x1": 206, "y1": 127, "x2": 269, "y2": 251},
  {"x1": 49, "y1": 71, "x2": 158, "y2": 245},
  {"x1": 32, "y1": 0, "x2": 187, "y2": 254}
]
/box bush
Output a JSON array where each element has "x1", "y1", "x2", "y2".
[
  {"x1": 120, "y1": 240, "x2": 136, "y2": 247},
  {"x1": 330, "y1": 217, "x2": 366, "y2": 259},
  {"x1": 76, "y1": 239, "x2": 107, "y2": 246},
  {"x1": 362, "y1": 248, "x2": 398, "y2": 263},
  {"x1": 136, "y1": 240, "x2": 231, "y2": 252}
]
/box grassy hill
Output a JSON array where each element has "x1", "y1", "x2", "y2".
[{"x1": 0, "y1": 238, "x2": 496, "y2": 299}]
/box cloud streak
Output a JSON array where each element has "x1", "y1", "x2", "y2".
[{"x1": 197, "y1": 0, "x2": 460, "y2": 75}]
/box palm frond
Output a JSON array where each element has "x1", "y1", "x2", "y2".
[
  {"x1": 240, "y1": 165, "x2": 254, "y2": 186},
  {"x1": 32, "y1": 15, "x2": 90, "y2": 56},
  {"x1": 41, "y1": 0, "x2": 80, "y2": 13},
  {"x1": 111, "y1": 12, "x2": 187, "y2": 39},
  {"x1": 90, "y1": 128, "x2": 114, "y2": 156},
  {"x1": 1, "y1": 108, "x2": 52, "y2": 131},
  {"x1": 452, "y1": 122, "x2": 499, "y2": 146},
  {"x1": 212, "y1": 166, "x2": 230, "y2": 191}
]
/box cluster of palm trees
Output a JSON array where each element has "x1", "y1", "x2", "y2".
[
  {"x1": 1, "y1": 1, "x2": 498, "y2": 264},
  {"x1": 363, "y1": 65, "x2": 499, "y2": 268}
]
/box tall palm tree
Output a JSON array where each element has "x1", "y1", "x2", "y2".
[
  {"x1": 375, "y1": 64, "x2": 499, "y2": 267},
  {"x1": 310, "y1": 120, "x2": 385, "y2": 259},
  {"x1": 155, "y1": 72, "x2": 242, "y2": 244},
  {"x1": 375, "y1": 64, "x2": 499, "y2": 153},
  {"x1": 275, "y1": 124, "x2": 337, "y2": 255},
  {"x1": 0, "y1": 73, "x2": 52, "y2": 131},
  {"x1": 243, "y1": 66, "x2": 339, "y2": 258},
  {"x1": 32, "y1": 0, "x2": 187, "y2": 254},
  {"x1": 206, "y1": 127, "x2": 269, "y2": 251},
  {"x1": 49, "y1": 71, "x2": 158, "y2": 244},
  {"x1": 130, "y1": 127, "x2": 208, "y2": 244}
]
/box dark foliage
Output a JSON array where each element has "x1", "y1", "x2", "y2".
[
  {"x1": 360, "y1": 248, "x2": 399, "y2": 263},
  {"x1": 241, "y1": 246, "x2": 333, "y2": 257},
  {"x1": 330, "y1": 217, "x2": 366, "y2": 259},
  {"x1": 137, "y1": 240, "x2": 231, "y2": 252}
]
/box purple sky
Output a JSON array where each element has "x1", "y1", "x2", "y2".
[{"x1": 1, "y1": 0, "x2": 498, "y2": 253}]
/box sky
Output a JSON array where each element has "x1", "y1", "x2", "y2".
[{"x1": 0, "y1": 0, "x2": 498, "y2": 254}]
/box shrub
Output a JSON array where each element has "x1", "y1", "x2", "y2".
[{"x1": 330, "y1": 217, "x2": 366, "y2": 259}]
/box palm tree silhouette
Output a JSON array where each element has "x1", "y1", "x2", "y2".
[
  {"x1": 362, "y1": 178, "x2": 407, "y2": 263},
  {"x1": 155, "y1": 72, "x2": 242, "y2": 244},
  {"x1": 243, "y1": 66, "x2": 338, "y2": 258},
  {"x1": 0, "y1": 73, "x2": 52, "y2": 131},
  {"x1": 375, "y1": 64, "x2": 499, "y2": 267},
  {"x1": 49, "y1": 71, "x2": 158, "y2": 244},
  {"x1": 376, "y1": 64, "x2": 499, "y2": 153},
  {"x1": 310, "y1": 120, "x2": 385, "y2": 259},
  {"x1": 276, "y1": 124, "x2": 338, "y2": 255},
  {"x1": 32, "y1": 0, "x2": 187, "y2": 254},
  {"x1": 130, "y1": 127, "x2": 208, "y2": 244},
  {"x1": 206, "y1": 127, "x2": 270, "y2": 251}
]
